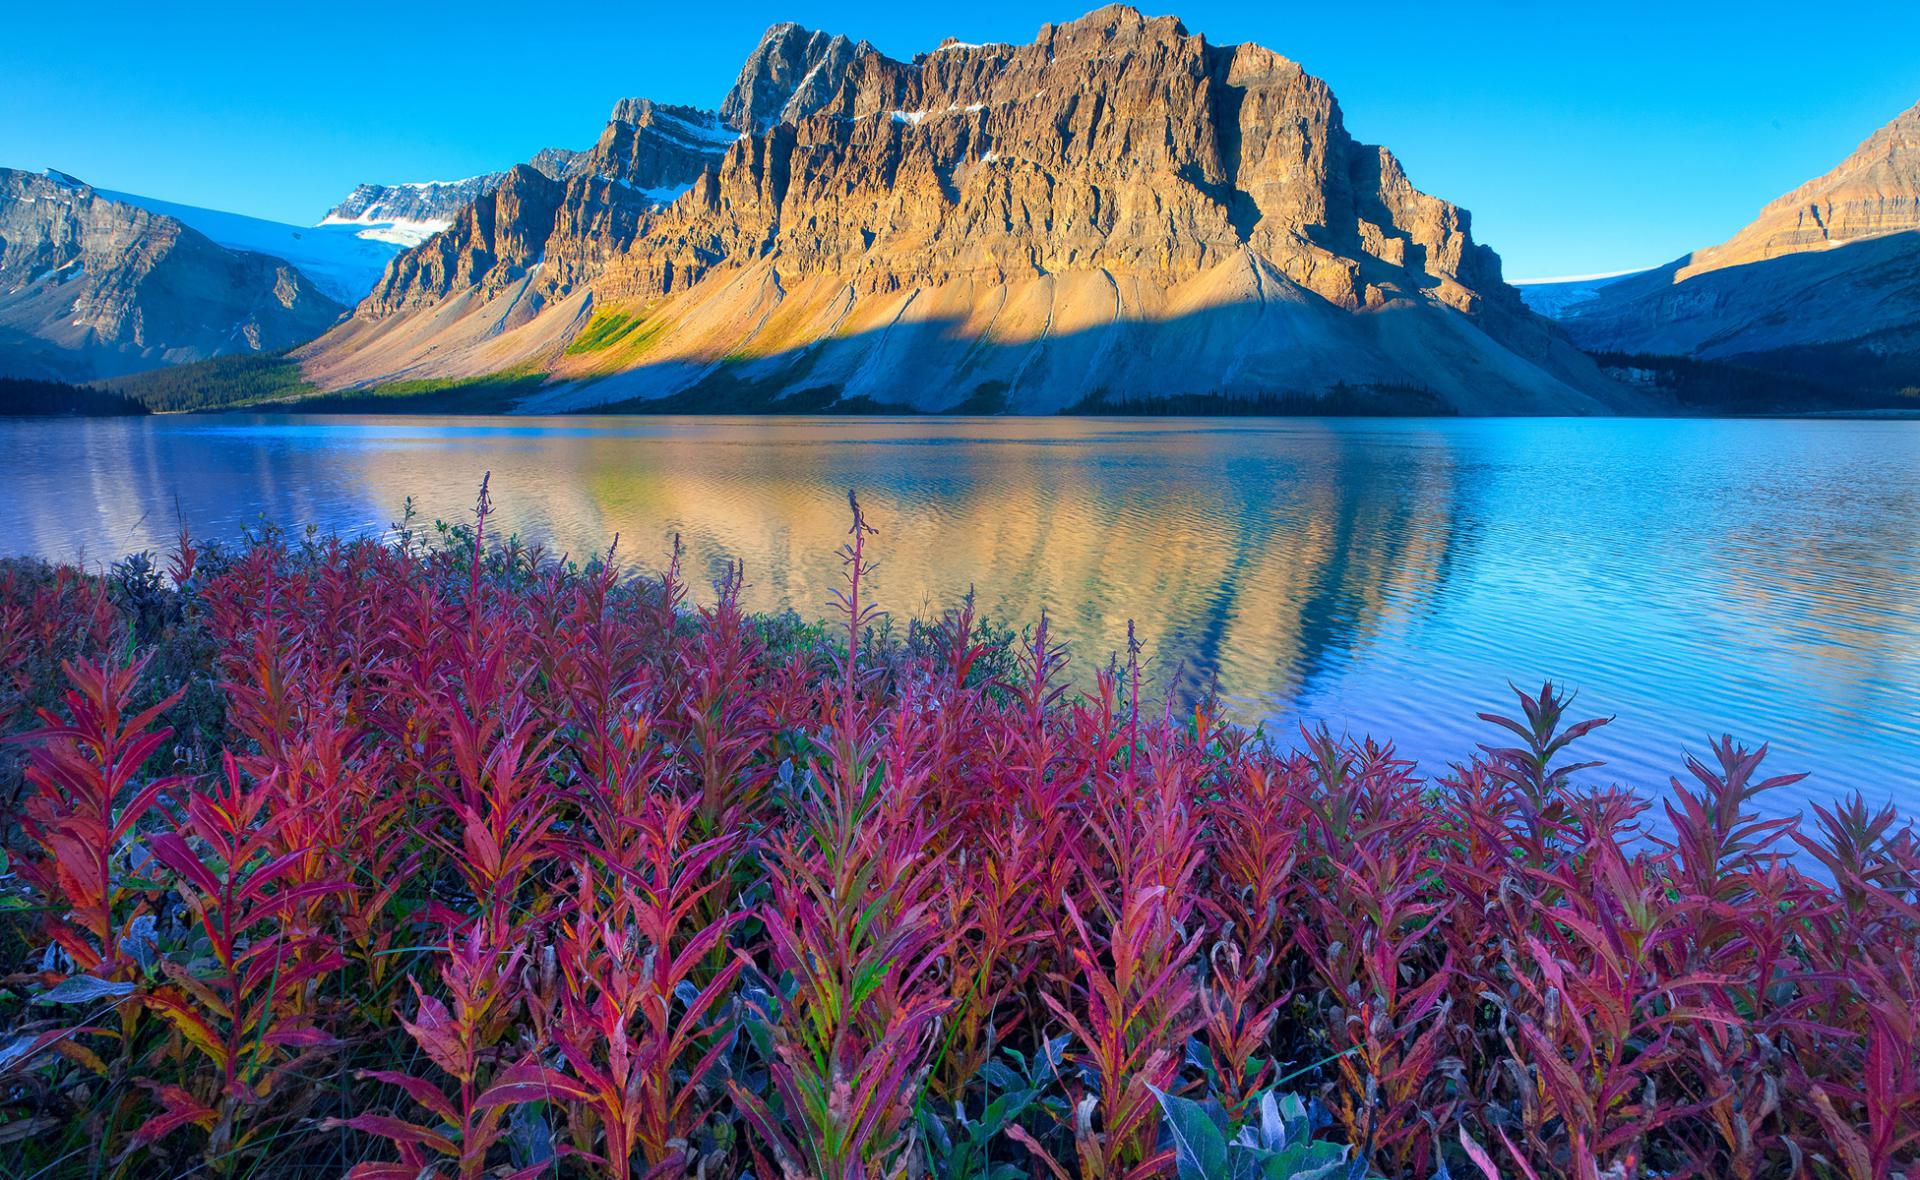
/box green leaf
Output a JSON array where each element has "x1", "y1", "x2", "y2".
[
  {"x1": 979, "y1": 1088, "x2": 1034, "y2": 1134},
  {"x1": 1150, "y1": 1085, "x2": 1230, "y2": 1180},
  {"x1": 918, "y1": 1105, "x2": 953, "y2": 1156},
  {"x1": 1276, "y1": 1092, "x2": 1312, "y2": 1149},
  {"x1": 1254, "y1": 1141, "x2": 1351, "y2": 1180}
]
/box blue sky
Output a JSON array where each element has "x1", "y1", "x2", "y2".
[{"x1": 3, "y1": 1, "x2": 1916, "y2": 280}]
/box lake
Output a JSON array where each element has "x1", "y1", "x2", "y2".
[{"x1": 3, "y1": 413, "x2": 1915, "y2": 821}]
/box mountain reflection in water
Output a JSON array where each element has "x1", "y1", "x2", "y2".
[{"x1": 3, "y1": 413, "x2": 1915, "y2": 821}]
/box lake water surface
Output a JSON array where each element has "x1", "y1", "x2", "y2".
[{"x1": 3, "y1": 413, "x2": 1915, "y2": 821}]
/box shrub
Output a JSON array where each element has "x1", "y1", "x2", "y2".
[{"x1": 0, "y1": 492, "x2": 1912, "y2": 1179}]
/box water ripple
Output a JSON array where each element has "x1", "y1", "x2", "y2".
[{"x1": 1, "y1": 412, "x2": 1915, "y2": 821}]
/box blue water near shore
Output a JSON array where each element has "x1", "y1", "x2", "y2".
[{"x1": 2, "y1": 413, "x2": 1915, "y2": 822}]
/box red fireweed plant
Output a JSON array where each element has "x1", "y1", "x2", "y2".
[
  {"x1": 16, "y1": 656, "x2": 187, "y2": 982},
  {"x1": 547, "y1": 788, "x2": 746, "y2": 1179},
  {"x1": 1289, "y1": 734, "x2": 1456, "y2": 1177},
  {"x1": 136, "y1": 753, "x2": 346, "y2": 1170},
  {"x1": 730, "y1": 494, "x2": 956, "y2": 1180},
  {"x1": 327, "y1": 920, "x2": 565, "y2": 1180},
  {"x1": 1, "y1": 494, "x2": 1915, "y2": 1180},
  {"x1": 1010, "y1": 638, "x2": 1208, "y2": 1180}
]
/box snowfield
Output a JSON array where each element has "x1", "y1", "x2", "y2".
[
  {"x1": 106, "y1": 190, "x2": 403, "y2": 304},
  {"x1": 1511, "y1": 269, "x2": 1649, "y2": 318},
  {"x1": 315, "y1": 212, "x2": 449, "y2": 248}
]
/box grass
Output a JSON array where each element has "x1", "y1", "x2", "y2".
[
  {"x1": 564, "y1": 304, "x2": 676, "y2": 369},
  {"x1": 0, "y1": 492, "x2": 1913, "y2": 1180},
  {"x1": 564, "y1": 309, "x2": 650, "y2": 355}
]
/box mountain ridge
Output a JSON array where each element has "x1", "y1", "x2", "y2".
[
  {"x1": 107, "y1": 189, "x2": 404, "y2": 303},
  {"x1": 0, "y1": 168, "x2": 345, "y2": 383},
  {"x1": 321, "y1": 177, "x2": 509, "y2": 246},
  {"x1": 296, "y1": 5, "x2": 1634, "y2": 415},
  {"x1": 1682, "y1": 100, "x2": 1920, "y2": 281},
  {"x1": 1534, "y1": 98, "x2": 1920, "y2": 398}
]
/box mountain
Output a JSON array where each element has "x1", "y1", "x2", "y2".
[
  {"x1": 297, "y1": 6, "x2": 1632, "y2": 414},
  {"x1": 318, "y1": 150, "x2": 590, "y2": 248},
  {"x1": 0, "y1": 169, "x2": 345, "y2": 383},
  {"x1": 1539, "y1": 101, "x2": 1920, "y2": 396},
  {"x1": 346, "y1": 99, "x2": 739, "y2": 325},
  {"x1": 1681, "y1": 101, "x2": 1920, "y2": 281},
  {"x1": 106, "y1": 189, "x2": 404, "y2": 303},
  {"x1": 321, "y1": 176, "x2": 512, "y2": 247},
  {"x1": 719, "y1": 23, "x2": 874, "y2": 132}
]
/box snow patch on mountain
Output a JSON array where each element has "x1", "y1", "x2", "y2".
[
  {"x1": 104, "y1": 189, "x2": 403, "y2": 304},
  {"x1": 611, "y1": 179, "x2": 696, "y2": 205},
  {"x1": 653, "y1": 109, "x2": 744, "y2": 148},
  {"x1": 316, "y1": 211, "x2": 450, "y2": 248},
  {"x1": 322, "y1": 177, "x2": 501, "y2": 249}
]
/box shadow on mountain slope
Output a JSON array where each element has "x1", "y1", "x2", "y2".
[{"x1": 295, "y1": 266, "x2": 1640, "y2": 416}]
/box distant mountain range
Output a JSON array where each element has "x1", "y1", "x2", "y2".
[
  {"x1": 319, "y1": 178, "x2": 505, "y2": 247},
  {"x1": 3, "y1": 6, "x2": 1917, "y2": 412}
]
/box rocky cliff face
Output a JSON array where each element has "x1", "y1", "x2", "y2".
[
  {"x1": 299, "y1": 6, "x2": 1628, "y2": 414},
  {"x1": 319, "y1": 149, "x2": 586, "y2": 248},
  {"x1": 320, "y1": 99, "x2": 732, "y2": 257},
  {"x1": 719, "y1": 24, "x2": 874, "y2": 132},
  {"x1": 0, "y1": 169, "x2": 345, "y2": 382},
  {"x1": 358, "y1": 165, "x2": 567, "y2": 316},
  {"x1": 577, "y1": 99, "x2": 742, "y2": 193},
  {"x1": 1542, "y1": 100, "x2": 1920, "y2": 390},
  {"x1": 529, "y1": 148, "x2": 586, "y2": 181},
  {"x1": 355, "y1": 96, "x2": 741, "y2": 320}
]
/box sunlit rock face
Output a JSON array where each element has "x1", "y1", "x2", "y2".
[
  {"x1": 299, "y1": 5, "x2": 1628, "y2": 415},
  {"x1": 0, "y1": 168, "x2": 344, "y2": 382},
  {"x1": 1684, "y1": 101, "x2": 1920, "y2": 279},
  {"x1": 719, "y1": 23, "x2": 873, "y2": 132},
  {"x1": 1544, "y1": 100, "x2": 1920, "y2": 388}
]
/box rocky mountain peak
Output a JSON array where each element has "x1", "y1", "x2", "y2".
[
  {"x1": 572, "y1": 97, "x2": 737, "y2": 198},
  {"x1": 720, "y1": 22, "x2": 871, "y2": 132},
  {"x1": 322, "y1": 176, "x2": 505, "y2": 246},
  {"x1": 1037, "y1": 4, "x2": 1190, "y2": 54},
  {"x1": 601, "y1": 98, "x2": 736, "y2": 148},
  {"x1": 358, "y1": 163, "x2": 565, "y2": 317},
  {"x1": 300, "y1": 6, "x2": 1624, "y2": 415},
  {"x1": 529, "y1": 147, "x2": 584, "y2": 181},
  {"x1": 608, "y1": 97, "x2": 694, "y2": 128}
]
